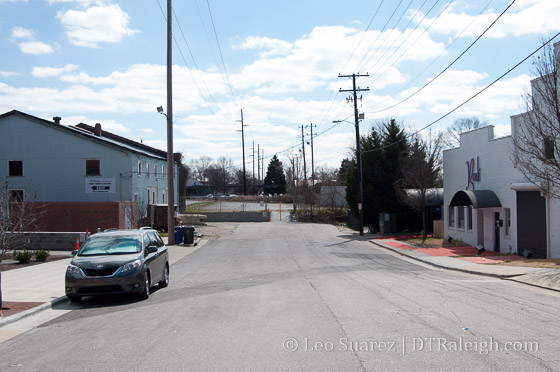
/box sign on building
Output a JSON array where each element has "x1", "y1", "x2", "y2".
[{"x1": 85, "y1": 178, "x2": 116, "y2": 193}]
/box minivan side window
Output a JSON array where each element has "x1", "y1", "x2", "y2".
[{"x1": 143, "y1": 234, "x2": 152, "y2": 251}]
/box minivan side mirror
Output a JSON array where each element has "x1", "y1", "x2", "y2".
[
  {"x1": 72, "y1": 250, "x2": 77, "y2": 256},
  {"x1": 147, "y1": 245, "x2": 158, "y2": 254}
]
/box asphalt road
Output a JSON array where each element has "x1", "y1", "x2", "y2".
[{"x1": 0, "y1": 222, "x2": 559, "y2": 371}]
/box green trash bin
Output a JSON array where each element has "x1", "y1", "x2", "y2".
[{"x1": 182, "y1": 226, "x2": 195, "y2": 244}]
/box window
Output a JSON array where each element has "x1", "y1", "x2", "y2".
[
  {"x1": 146, "y1": 163, "x2": 150, "y2": 178},
  {"x1": 543, "y1": 137, "x2": 555, "y2": 160},
  {"x1": 154, "y1": 164, "x2": 158, "y2": 178},
  {"x1": 85, "y1": 160, "x2": 100, "y2": 176},
  {"x1": 9, "y1": 189, "x2": 24, "y2": 202},
  {"x1": 8, "y1": 160, "x2": 23, "y2": 176},
  {"x1": 162, "y1": 190, "x2": 165, "y2": 204},
  {"x1": 505, "y1": 208, "x2": 511, "y2": 236},
  {"x1": 467, "y1": 206, "x2": 473, "y2": 230},
  {"x1": 448, "y1": 206, "x2": 455, "y2": 228},
  {"x1": 458, "y1": 207, "x2": 465, "y2": 229},
  {"x1": 137, "y1": 161, "x2": 142, "y2": 176},
  {"x1": 162, "y1": 165, "x2": 165, "y2": 178}
]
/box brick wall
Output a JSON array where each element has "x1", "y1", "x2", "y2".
[{"x1": 30, "y1": 202, "x2": 136, "y2": 232}]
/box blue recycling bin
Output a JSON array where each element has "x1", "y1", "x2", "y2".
[{"x1": 174, "y1": 226, "x2": 184, "y2": 244}]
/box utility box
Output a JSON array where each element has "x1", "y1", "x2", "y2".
[{"x1": 379, "y1": 213, "x2": 397, "y2": 234}]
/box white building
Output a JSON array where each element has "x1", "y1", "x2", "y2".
[{"x1": 443, "y1": 41, "x2": 560, "y2": 259}]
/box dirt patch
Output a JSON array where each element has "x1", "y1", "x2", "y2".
[
  {"x1": 0, "y1": 253, "x2": 70, "y2": 272},
  {"x1": 497, "y1": 259, "x2": 560, "y2": 269},
  {"x1": 403, "y1": 237, "x2": 474, "y2": 248},
  {"x1": 0, "y1": 301, "x2": 45, "y2": 318}
]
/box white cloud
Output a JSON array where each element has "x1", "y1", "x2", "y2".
[
  {"x1": 11, "y1": 27, "x2": 34, "y2": 39},
  {"x1": 231, "y1": 25, "x2": 444, "y2": 94},
  {"x1": 419, "y1": 0, "x2": 560, "y2": 38},
  {"x1": 18, "y1": 41, "x2": 54, "y2": 55},
  {"x1": 0, "y1": 71, "x2": 21, "y2": 77},
  {"x1": 57, "y1": 4, "x2": 139, "y2": 48},
  {"x1": 48, "y1": 0, "x2": 97, "y2": 6},
  {"x1": 70, "y1": 116, "x2": 130, "y2": 134},
  {"x1": 32, "y1": 64, "x2": 78, "y2": 78},
  {"x1": 234, "y1": 36, "x2": 293, "y2": 58},
  {"x1": 11, "y1": 27, "x2": 54, "y2": 55}
]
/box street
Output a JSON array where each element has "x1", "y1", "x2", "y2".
[{"x1": 1, "y1": 222, "x2": 559, "y2": 371}]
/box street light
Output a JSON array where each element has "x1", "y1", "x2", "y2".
[
  {"x1": 157, "y1": 105, "x2": 175, "y2": 245},
  {"x1": 334, "y1": 117, "x2": 365, "y2": 236}
]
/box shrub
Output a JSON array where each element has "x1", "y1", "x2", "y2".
[
  {"x1": 34, "y1": 250, "x2": 50, "y2": 262},
  {"x1": 14, "y1": 250, "x2": 33, "y2": 264}
]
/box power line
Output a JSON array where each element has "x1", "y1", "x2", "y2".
[
  {"x1": 365, "y1": 0, "x2": 517, "y2": 115},
  {"x1": 206, "y1": 0, "x2": 239, "y2": 109},
  {"x1": 374, "y1": 0, "x2": 495, "y2": 100},
  {"x1": 362, "y1": 32, "x2": 560, "y2": 154}
]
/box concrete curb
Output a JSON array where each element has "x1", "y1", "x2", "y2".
[
  {"x1": 370, "y1": 240, "x2": 520, "y2": 279},
  {"x1": 0, "y1": 295, "x2": 68, "y2": 328}
]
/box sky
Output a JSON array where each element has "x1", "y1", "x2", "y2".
[{"x1": 1, "y1": 0, "x2": 560, "y2": 176}]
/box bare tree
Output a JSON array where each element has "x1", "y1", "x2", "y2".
[
  {"x1": 397, "y1": 131, "x2": 443, "y2": 242},
  {"x1": 442, "y1": 117, "x2": 489, "y2": 149},
  {"x1": 513, "y1": 41, "x2": 560, "y2": 198},
  {"x1": 0, "y1": 182, "x2": 43, "y2": 314},
  {"x1": 189, "y1": 156, "x2": 212, "y2": 183}
]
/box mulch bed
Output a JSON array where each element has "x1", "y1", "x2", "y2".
[
  {"x1": 0, "y1": 301, "x2": 45, "y2": 318},
  {"x1": 1, "y1": 253, "x2": 69, "y2": 272}
]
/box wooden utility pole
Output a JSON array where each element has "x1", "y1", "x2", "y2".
[
  {"x1": 166, "y1": 0, "x2": 175, "y2": 244},
  {"x1": 300, "y1": 125, "x2": 307, "y2": 181},
  {"x1": 251, "y1": 141, "x2": 255, "y2": 194},
  {"x1": 237, "y1": 109, "x2": 248, "y2": 195},
  {"x1": 339, "y1": 73, "x2": 369, "y2": 236},
  {"x1": 308, "y1": 123, "x2": 317, "y2": 185}
]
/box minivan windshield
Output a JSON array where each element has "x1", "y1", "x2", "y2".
[{"x1": 79, "y1": 235, "x2": 142, "y2": 256}]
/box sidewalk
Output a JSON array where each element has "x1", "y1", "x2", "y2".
[
  {"x1": 371, "y1": 238, "x2": 560, "y2": 292},
  {"x1": 0, "y1": 237, "x2": 206, "y2": 328}
]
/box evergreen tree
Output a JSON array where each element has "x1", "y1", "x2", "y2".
[
  {"x1": 264, "y1": 155, "x2": 286, "y2": 194},
  {"x1": 345, "y1": 119, "x2": 410, "y2": 229}
]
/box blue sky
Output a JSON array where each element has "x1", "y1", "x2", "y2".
[{"x1": 1, "y1": 0, "x2": 560, "y2": 173}]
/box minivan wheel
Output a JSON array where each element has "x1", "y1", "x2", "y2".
[
  {"x1": 139, "y1": 272, "x2": 150, "y2": 300},
  {"x1": 159, "y1": 264, "x2": 169, "y2": 288},
  {"x1": 67, "y1": 295, "x2": 81, "y2": 303}
]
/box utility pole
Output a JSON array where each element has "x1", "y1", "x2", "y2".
[
  {"x1": 261, "y1": 149, "x2": 265, "y2": 184},
  {"x1": 307, "y1": 123, "x2": 317, "y2": 185},
  {"x1": 237, "y1": 109, "x2": 248, "y2": 196},
  {"x1": 300, "y1": 125, "x2": 307, "y2": 182},
  {"x1": 257, "y1": 144, "x2": 260, "y2": 183},
  {"x1": 166, "y1": 0, "x2": 175, "y2": 244},
  {"x1": 251, "y1": 141, "x2": 255, "y2": 194},
  {"x1": 339, "y1": 73, "x2": 369, "y2": 236}
]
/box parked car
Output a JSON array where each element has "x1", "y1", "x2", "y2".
[{"x1": 65, "y1": 227, "x2": 169, "y2": 303}]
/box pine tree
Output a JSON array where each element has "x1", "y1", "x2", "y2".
[{"x1": 264, "y1": 155, "x2": 287, "y2": 195}]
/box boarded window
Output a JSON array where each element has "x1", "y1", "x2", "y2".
[
  {"x1": 458, "y1": 207, "x2": 465, "y2": 229},
  {"x1": 8, "y1": 160, "x2": 23, "y2": 176},
  {"x1": 448, "y1": 206, "x2": 455, "y2": 228},
  {"x1": 543, "y1": 137, "x2": 555, "y2": 160},
  {"x1": 9, "y1": 189, "x2": 24, "y2": 202},
  {"x1": 86, "y1": 160, "x2": 100, "y2": 176}
]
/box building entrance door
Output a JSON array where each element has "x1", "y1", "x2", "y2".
[{"x1": 494, "y1": 212, "x2": 500, "y2": 251}]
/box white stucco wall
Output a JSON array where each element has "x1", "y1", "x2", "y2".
[{"x1": 443, "y1": 126, "x2": 526, "y2": 254}]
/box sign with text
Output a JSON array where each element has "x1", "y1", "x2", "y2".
[
  {"x1": 86, "y1": 178, "x2": 115, "y2": 193},
  {"x1": 466, "y1": 157, "x2": 481, "y2": 190}
]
